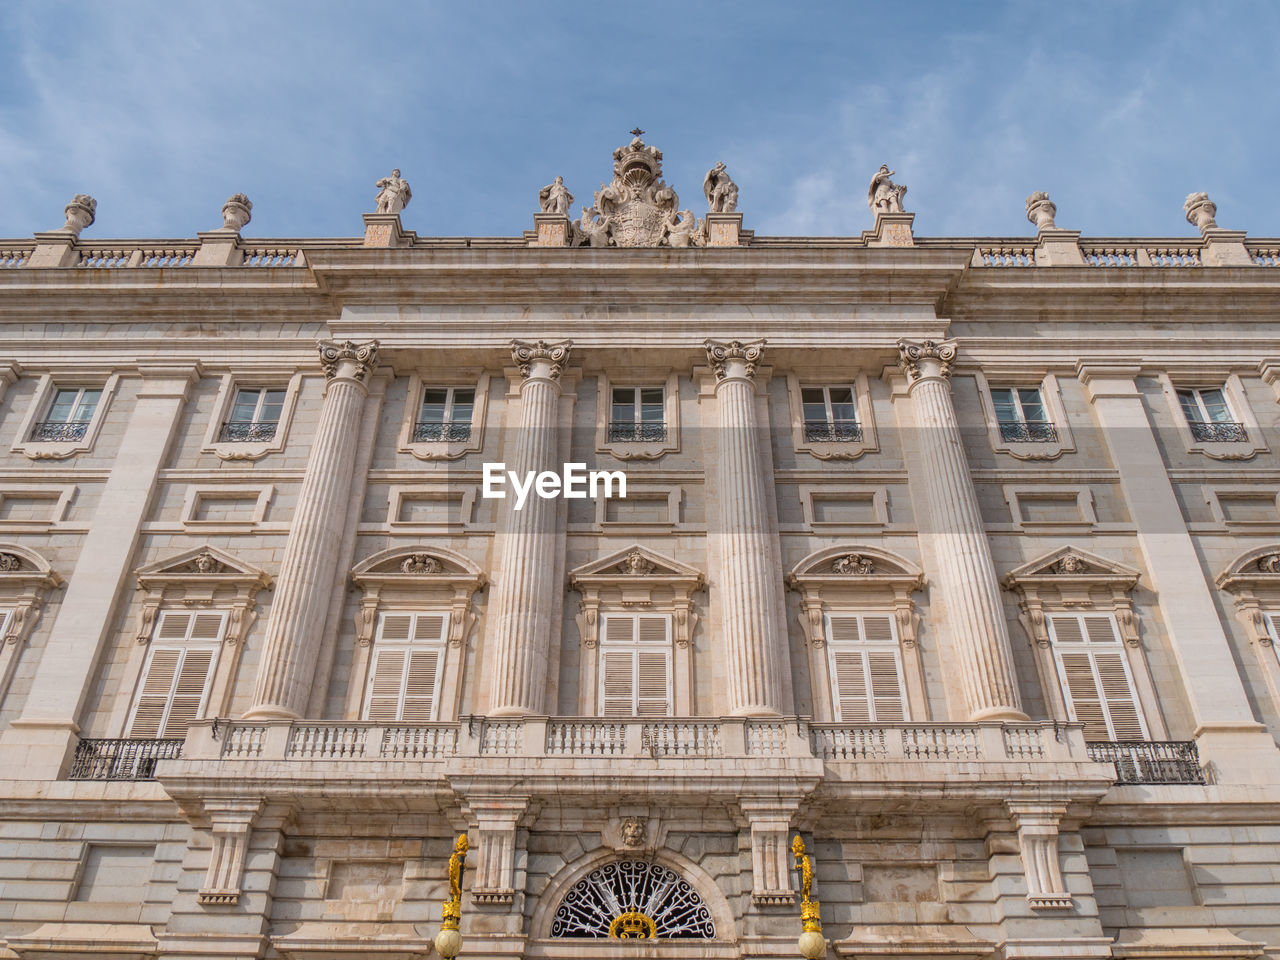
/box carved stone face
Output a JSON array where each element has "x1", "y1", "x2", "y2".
[{"x1": 620, "y1": 816, "x2": 647, "y2": 847}]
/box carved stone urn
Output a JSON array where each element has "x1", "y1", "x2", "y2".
[
  {"x1": 61, "y1": 194, "x2": 97, "y2": 237},
  {"x1": 1025, "y1": 191, "x2": 1057, "y2": 231},
  {"x1": 1184, "y1": 192, "x2": 1218, "y2": 233},
  {"x1": 222, "y1": 194, "x2": 253, "y2": 232}
]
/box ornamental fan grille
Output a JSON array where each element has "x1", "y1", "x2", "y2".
[{"x1": 550, "y1": 861, "x2": 715, "y2": 939}]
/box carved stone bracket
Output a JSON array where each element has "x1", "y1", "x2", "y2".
[
  {"x1": 317, "y1": 340, "x2": 379, "y2": 383},
  {"x1": 462, "y1": 796, "x2": 535, "y2": 907},
  {"x1": 739, "y1": 798, "x2": 802, "y2": 905},
  {"x1": 896, "y1": 338, "x2": 958, "y2": 383},
  {"x1": 705, "y1": 338, "x2": 766, "y2": 382},
  {"x1": 1006, "y1": 801, "x2": 1072, "y2": 910},
  {"x1": 198, "y1": 798, "x2": 264, "y2": 906}
]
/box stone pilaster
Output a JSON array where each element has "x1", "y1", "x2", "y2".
[
  {"x1": 244, "y1": 340, "x2": 378, "y2": 720},
  {"x1": 705, "y1": 339, "x2": 791, "y2": 716},
  {"x1": 898, "y1": 339, "x2": 1026, "y2": 721},
  {"x1": 485, "y1": 339, "x2": 572, "y2": 715}
]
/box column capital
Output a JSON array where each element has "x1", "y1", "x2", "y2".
[
  {"x1": 317, "y1": 339, "x2": 379, "y2": 383},
  {"x1": 897, "y1": 338, "x2": 958, "y2": 384},
  {"x1": 705, "y1": 338, "x2": 766, "y2": 382},
  {"x1": 511, "y1": 338, "x2": 572, "y2": 381}
]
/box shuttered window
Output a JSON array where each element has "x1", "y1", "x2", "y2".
[
  {"x1": 127, "y1": 611, "x2": 226, "y2": 738},
  {"x1": 363, "y1": 612, "x2": 448, "y2": 722},
  {"x1": 598, "y1": 614, "x2": 672, "y2": 717},
  {"x1": 825, "y1": 614, "x2": 907, "y2": 722},
  {"x1": 1049, "y1": 613, "x2": 1147, "y2": 741}
]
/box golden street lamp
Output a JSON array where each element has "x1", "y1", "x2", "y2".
[
  {"x1": 435, "y1": 834, "x2": 470, "y2": 960},
  {"x1": 792, "y1": 835, "x2": 826, "y2": 960}
]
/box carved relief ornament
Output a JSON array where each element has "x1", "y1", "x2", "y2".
[
  {"x1": 511, "y1": 339, "x2": 573, "y2": 381},
  {"x1": 705, "y1": 338, "x2": 766, "y2": 382},
  {"x1": 897, "y1": 338, "x2": 958, "y2": 383},
  {"x1": 317, "y1": 339, "x2": 380, "y2": 382}
]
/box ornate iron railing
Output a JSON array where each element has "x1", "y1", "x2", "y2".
[
  {"x1": 1189, "y1": 420, "x2": 1247, "y2": 442},
  {"x1": 219, "y1": 420, "x2": 278, "y2": 442},
  {"x1": 998, "y1": 420, "x2": 1058, "y2": 442},
  {"x1": 412, "y1": 421, "x2": 472, "y2": 442},
  {"x1": 1086, "y1": 740, "x2": 1204, "y2": 784},
  {"x1": 68, "y1": 737, "x2": 184, "y2": 780},
  {"x1": 803, "y1": 420, "x2": 862, "y2": 442},
  {"x1": 608, "y1": 422, "x2": 667, "y2": 443},
  {"x1": 30, "y1": 421, "x2": 89, "y2": 442}
]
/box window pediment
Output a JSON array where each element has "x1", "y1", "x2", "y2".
[
  {"x1": 569, "y1": 546, "x2": 704, "y2": 653},
  {"x1": 133, "y1": 546, "x2": 271, "y2": 646},
  {"x1": 0, "y1": 544, "x2": 64, "y2": 701},
  {"x1": 787, "y1": 546, "x2": 924, "y2": 650},
  {"x1": 350, "y1": 547, "x2": 485, "y2": 648}
]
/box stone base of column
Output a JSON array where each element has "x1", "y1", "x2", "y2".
[
  {"x1": 362, "y1": 212, "x2": 410, "y2": 248},
  {"x1": 240, "y1": 704, "x2": 302, "y2": 722},
  {"x1": 706, "y1": 212, "x2": 744, "y2": 247},
  {"x1": 1194, "y1": 722, "x2": 1280, "y2": 785},
  {"x1": 0, "y1": 720, "x2": 79, "y2": 780},
  {"x1": 970, "y1": 704, "x2": 1031, "y2": 723},
  {"x1": 864, "y1": 212, "x2": 915, "y2": 247},
  {"x1": 532, "y1": 213, "x2": 573, "y2": 247}
]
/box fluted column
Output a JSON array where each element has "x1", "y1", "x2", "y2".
[
  {"x1": 898, "y1": 338, "x2": 1026, "y2": 721},
  {"x1": 485, "y1": 339, "x2": 572, "y2": 715},
  {"x1": 244, "y1": 340, "x2": 378, "y2": 719},
  {"x1": 706, "y1": 339, "x2": 791, "y2": 715}
]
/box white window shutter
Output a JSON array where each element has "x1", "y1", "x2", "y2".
[
  {"x1": 604, "y1": 616, "x2": 635, "y2": 644},
  {"x1": 190, "y1": 613, "x2": 226, "y2": 641},
  {"x1": 156, "y1": 612, "x2": 192, "y2": 641},
  {"x1": 601, "y1": 650, "x2": 635, "y2": 716},
  {"x1": 366, "y1": 649, "x2": 407, "y2": 722},
  {"x1": 827, "y1": 616, "x2": 862, "y2": 644},
  {"x1": 826, "y1": 613, "x2": 907, "y2": 722},
  {"x1": 379, "y1": 614, "x2": 413, "y2": 642},
  {"x1": 128, "y1": 646, "x2": 217, "y2": 738},
  {"x1": 414, "y1": 614, "x2": 447, "y2": 643},
  {"x1": 1057, "y1": 651, "x2": 1109, "y2": 740},
  {"x1": 129, "y1": 649, "x2": 182, "y2": 738},
  {"x1": 867, "y1": 650, "x2": 906, "y2": 721},
  {"x1": 830, "y1": 650, "x2": 870, "y2": 722},
  {"x1": 164, "y1": 649, "x2": 215, "y2": 737},
  {"x1": 1051, "y1": 614, "x2": 1148, "y2": 741},
  {"x1": 402, "y1": 649, "x2": 442, "y2": 721},
  {"x1": 635, "y1": 650, "x2": 672, "y2": 716},
  {"x1": 637, "y1": 616, "x2": 668, "y2": 644},
  {"x1": 1094, "y1": 652, "x2": 1147, "y2": 740}
]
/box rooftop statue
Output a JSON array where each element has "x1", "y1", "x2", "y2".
[
  {"x1": 374, "y1": 169, "x2": 412, "y2": 215},
  {"x1": 666, "y1": 209, "x2": 706, "y2": 248},
  {"x1": 581, "y1": 131, "x2": 680, "y2": 247},
  {"x1": 576, "y1": 206, "x2": 612, "y2": 247},
  {"x1": 868, "y1": 164, "x2": 908, "y2": 214},
  {"x1": 703, "y1": 161, "x2": 739, "y2": 214},
  {"x1": 538, "y1": 176, "x2": 574, "y2": 217}
]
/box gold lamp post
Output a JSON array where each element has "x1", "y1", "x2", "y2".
[
  {"x1": 792, "y1": 835, "x2": 826, "y2": 960},
  {"x1": 435, "y1": 834, "x2": 470, "y2": 960}
]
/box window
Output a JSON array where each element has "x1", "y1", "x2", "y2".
[
  {"x1": 825, "y1": 613, "x2": 908, "y2": 722},
  {"x1": 1177, "y1": 387, "x2": 1247, "y2": 442},
  {"x1": 991, "y1": 387, "x2": 1056, "y2": 442},
  {"x1": 609, "y1": 387, "x2": 666, "y2": 442},
  {"x1": 363, "y1": 612, "x2": 448, "y2": 721},
  {"x1": 127, "y1": 611, "x2": 226, "y2": 738},
  {"x1": 599, "y1": 614, "x2": 672, "y2": 716},
  {"x1": 32, "y1": 387, "x2": 100, "y2": 441},
  {"x1": 801, "y1": 386, "x2": 861, "y2": 442},
  {"x1": 414, "y1": 387, "x2": 474, "y2": 442},
  {"x1": 1048, "y1": 613, "x2": 1147, "y2": 741},
  {"x1": 220, "y1": 387, "x2": 285, "y2": 442}
]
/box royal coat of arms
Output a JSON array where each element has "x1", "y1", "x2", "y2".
[{"x1": 576, "y1": 132, "x2": 694, "y2": 248}]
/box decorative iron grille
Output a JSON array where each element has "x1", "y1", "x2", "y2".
[
  {"x1": 68, "y1": 738, "x2": 184, "y2": 781},
  {"x1": 608, "y1": 422, "x2": 667, "y2": 443},
  {"x1": 803, "y1": 420, "x2": 862, "y2": 442},
  {"x1": 998, "y1": 420, "x2": 1058, "y2": 442},
  {"x1": 413, "y1": 421, "x2": 472, "y2": 442},
  {"x1": 219, "y1": 420, "x2": 278, "y2": 442},
  {"x1": 1085, "y1": 740, "x2": 1205, "y2": 784},
  {"x1": 1189, "y1": 420, "x2": 1247, "y2": 442},
  {"x1": 30, "y1": 421, "x2": 89, "y2": 442},
  {"x1": 550, "y1": 860, "x2": 715, "y2": 939}
]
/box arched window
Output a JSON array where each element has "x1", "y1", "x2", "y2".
[{"x1": 550, "y1": 861, "x2": 715, "y2": 939}]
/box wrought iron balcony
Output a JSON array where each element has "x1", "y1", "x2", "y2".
[
  {"x1": 412, "y1": 421, "x2": 472, "y2": 442},
  {"x1": 1085, "y1": 740, "x2": 1205, "y2": 784},
  {"x1": 998, "y1": 420, "x2": 1058, "y2": 442},
  {"x1": 1189, "y1": 420, "x2": 1247, "y2": 442},
  {"x1": 802, "y1": 420, "x2": 862, "y2": 442},
  {"x1": 218, "y1": 420, "x2": 278, "y2": 442},
  {"x1": 67, "y1": 737, "x2": 184, "y2": 781},
  {"x1": 30, "y1": 421, "x2": 89, "y2": 442},
  {"x1": 608, "y1": 422, "x2": 667, "y2": 443}
]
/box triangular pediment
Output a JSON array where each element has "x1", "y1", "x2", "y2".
[
  {"x1": 1003, "y1": 545, "x2": 1140, "y2": 584},
  {"x1": 569, "y1": 544, "x2": 702, "y2": 582},
  {"x1": 136, "y1": 545, "x2": 266, "y2": 580},
  {"x1": 351, "y1": 545, "x2": 483, "y2": 578}
]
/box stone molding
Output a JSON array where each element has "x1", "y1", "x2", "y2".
[
  {"x1": 461, "y1": 795, "x2": 535, "y2": 906},
  {"x1": 738, "y1": 797, "x2": 802, "y2": 904}
]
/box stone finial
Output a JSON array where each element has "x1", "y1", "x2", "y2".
[
  {"x1": 868, "y1": 164, "x2": 907, "y2": 214},
  {"x1": 1184, "y1": 192, "x2": 1218, "y2": 234},
  {"x1": 61, "y1": 194, "x2": 96, "y2": 237},
  {"x1": 538, "y1": 176, "x2": 574, "y2": 216},
  {"x1": 221, "y1": 194, "x2": 252, "y2": 232},
  {"x1": 1026, "y1": 192, "x2": 1057, "y2": 231},
  {"x1": 703, "y1": 161, "x2": 739, "y2": 213},
  {"x1": 374, "y1": 168, "x2": 412, "y2": 214}
]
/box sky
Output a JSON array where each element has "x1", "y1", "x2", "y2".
[{"x1": 2, "y1": 2, "x2": 1278, "y2": 241}]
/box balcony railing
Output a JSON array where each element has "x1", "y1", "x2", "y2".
[
  {"x1": 608, "y1": 422, "x2": 667, "y2": 443},
  {"x1": 1085, "y1": 740, "x2": 1205, "y2": 784},
  {"x1": 219, "y1": 420, "x2": 278, "y2": 442},
  {"x1": 998, "y1": 420, "x2": 1058, "y2": 442},
  {"x1": 412, "y1": 421, "x2": 472, "y2": 442},
  {"x1": 68, "y1": 737, "x2": 184, "y2": 780},
  {"x1": 803, "y1": 420, "x2": 862, "y2": 442},
  {"x1": 29, "y1": 421, "x2": 89, "y2": 442},
  {"x1": 1189, "y1": 420, "x2": 1247, "y2": 442}
]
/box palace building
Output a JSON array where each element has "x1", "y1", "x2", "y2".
[{"x1": 1, "y1": 135, "x2": 1280, "y2": 960}]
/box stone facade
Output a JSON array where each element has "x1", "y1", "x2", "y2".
[{"x1": 1, "y1": 149, "x2": 1280, "y2": 960}]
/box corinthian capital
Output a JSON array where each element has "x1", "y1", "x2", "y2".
[
  {"x1": 317, "y1": 340, "x2": 379, "y2": 382},
  {"x1": 897, "y1": 338, "x2": 958, "y2": 383},
  {"x1": 511, "y1": 339, "x2": 572, "y2": 381},
  {"x1": 705, "y1": 338, "x2": 766, "y2": 381}
]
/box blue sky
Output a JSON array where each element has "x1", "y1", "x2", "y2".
[{"x1": 2, "y1": 2, "x2": 1277, "y2": 240}]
